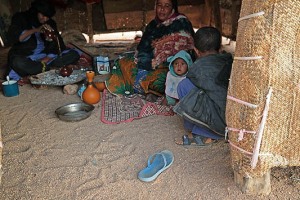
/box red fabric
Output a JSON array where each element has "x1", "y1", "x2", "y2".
[{"x1": 152, "y1": 33, "x2": 194, "y2": 68}]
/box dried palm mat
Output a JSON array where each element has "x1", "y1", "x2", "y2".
[
  {"x1": 101, "y1": 89, "x2": 174, "y2": 124},
  {"x1": 226, "y1": 0, "x2": 300, "y2": 179}
]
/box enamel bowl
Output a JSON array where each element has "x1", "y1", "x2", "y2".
[{"x1": 55, "y1": 102, "x2": 94, "y2": 122}]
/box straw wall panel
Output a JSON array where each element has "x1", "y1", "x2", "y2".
[{"x1": 227, "y1": 0, "x2": 300, "y2": 178}]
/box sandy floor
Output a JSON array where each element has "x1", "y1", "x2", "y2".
[{"x1": 0, "y1": 84, "x2": 299, "y2": 199}]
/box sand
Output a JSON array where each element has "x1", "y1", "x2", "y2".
[{"x1": 0, "y1": 84, "x2": 299, "y2": 199}]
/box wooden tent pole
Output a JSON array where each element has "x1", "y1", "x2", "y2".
[
  {"x1": 203, "y1": 0, "x2": 222, "y2": 33},
  {"x1": 98, "y1": 0, "x2": 107, "y2": 31},
  {"x1": 212, "y1": 0, "x2": 222, "y2": 33},
  {"x1": 86, "y1": 2, "x2": 94, "y2": 43},
  {"x1": 203, "y1": 0, "x2": 212, "y2": 26},
  {"x1": 142, "y1": 0, "x2": 147, "y2": 31},
  {"x1": 231, "y1": 0, "x2": 241, "y2": 40}
]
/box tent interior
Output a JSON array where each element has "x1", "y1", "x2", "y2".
[
  {"x1": 0, "y1": 1, "x2": 299, "y2": 198},
  {"x1": 0, "y1": 0, "x2": 241, "y2": 42},
  {"x1": 0, "y1": 0, "x2": 241, "y2": 78}
]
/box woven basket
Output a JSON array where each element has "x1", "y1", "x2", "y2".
[{"x1": 226, "y1": 0, "x2": 300, "y2": 178}]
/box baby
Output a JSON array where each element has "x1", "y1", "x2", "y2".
[{"x1": 165, "y1": 50, "x2": 193, "y2": 105}]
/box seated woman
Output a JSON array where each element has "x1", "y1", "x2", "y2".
[
  {"x1": 7, "y1": 0, "x2": 80, "y2": 80},
  {"x1": 105, "y1": 0, "x2": 195, "y2": 97}
]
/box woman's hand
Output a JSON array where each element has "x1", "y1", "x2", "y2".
[
  {"x1": 40, "y1": 24, "x2": 57, "y2": 41},
  {"x1": 18, "y1": 24, "x2": 55, "y2": 42},
  {"x1": 18, "y1": 27, "x2": 41, "y2": 42},
  {"x1": 41, "y1": 24, "x2": 55, "y2": 33},
  {"x1": 151, "y1": 59, "x2": 158, "y2": 70}
]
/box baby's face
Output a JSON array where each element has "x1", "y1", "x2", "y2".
[{"x1": 173, "y1": 58, "x2": 188, "y2": 76}]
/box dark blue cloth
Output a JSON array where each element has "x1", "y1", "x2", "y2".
[
  {"x1": 177, "y1": 78, "x2": 223, "y2": 140},
  {"x1": 133, "y1": 69, "x2": 149, "y2": 94}
]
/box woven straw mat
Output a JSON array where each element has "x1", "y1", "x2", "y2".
[{"x1": 226, "y1": 0, "x2": 300, "y2": 177}]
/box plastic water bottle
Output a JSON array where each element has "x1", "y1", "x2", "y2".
[{"x1": 77, "y1": 83, "x2": 86, "y2": 100}]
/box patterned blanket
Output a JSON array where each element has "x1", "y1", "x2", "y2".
[{"x1": 101, "y1": 90, "x2": 174, "y2": 124}]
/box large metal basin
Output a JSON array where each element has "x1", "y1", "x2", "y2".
[{"x1": 55, "y1": 102, "x2": 94, "y2": 122}]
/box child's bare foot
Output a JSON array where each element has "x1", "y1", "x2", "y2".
[
  {"x1": 175, "y1": 132, "x2": 193, "y2": 145},
  {"x1": 32, "y1": 84, "x2": 48, "y2": 90}
]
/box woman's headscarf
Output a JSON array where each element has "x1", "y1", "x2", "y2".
[{"x1": 31, "y1": 0, "x2": 56, "y2": 18}]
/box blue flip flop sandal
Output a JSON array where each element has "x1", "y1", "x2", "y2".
[{"x1": 138, "y1": 150, "x2": 174, "y2": 182}]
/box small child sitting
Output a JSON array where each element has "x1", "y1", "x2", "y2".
[{"x1": 165, "y1": 50, "x2": 193, "y2": 105}]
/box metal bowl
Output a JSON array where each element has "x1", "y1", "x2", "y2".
[{"x1": 55, "y1": 102, "x2": 95, "y2": 122}]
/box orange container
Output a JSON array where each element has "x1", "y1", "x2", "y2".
[{"x1": 82, "y1": 71, "x2": 101, "y2": 104}]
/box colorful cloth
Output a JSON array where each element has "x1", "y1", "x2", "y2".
[
  {"x1": 105, "y1": 13, "x2": 194, "y2": 96},
  {"x1": 106, "y1": 54, "x2": 168, "y2": 95}
]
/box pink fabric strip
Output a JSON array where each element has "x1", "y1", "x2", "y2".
[
  {"x1": 227, "y1": 95, "x2": 258, "y2": 108},
  {"x1": 227, "y1": 88, "x2": 272, "y2": 169},
  {"x1": 227, "y1": 127, "x2": 256, "y2": 141},
  {"x1": 227, "y1": 127, "x2": 256, "y2": 134},
  {"x1": 228, "y1": 140, "x2": 252, "y2": 156},
  {"x1": 228, "y1": 140, "x2": 273, "y2": 157}
]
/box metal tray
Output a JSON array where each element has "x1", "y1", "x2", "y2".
[
  {"x1": 29, "y1": 69, "x2": 86, "y2": 86},
  {"x1": 55, "y1": 102, "x2": 94, "y2": 122}
]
